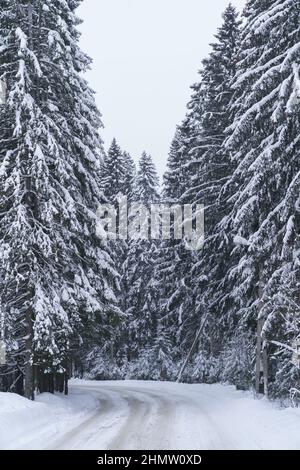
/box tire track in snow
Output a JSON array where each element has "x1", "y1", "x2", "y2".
[
  {"x1": 49, "y1": 387, "x2": 128, "y2": 450},
  {"x1": 106, "y1": 386, "x2": 174, "y2": 450},
  {"x1": 49, "y1": 382, "x2": 238, "y2": 450}
]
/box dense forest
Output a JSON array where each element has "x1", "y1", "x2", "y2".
[{"x1": 0, "y1": 0, "x2": 300, "y2": 403}]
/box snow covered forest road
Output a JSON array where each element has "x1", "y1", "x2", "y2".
[
  {"x1": 51, "y1": 381, "x2": 225, "y2": 451},
  {"x1": 51, "y1": 382, "x2": 194, "y2": 450},
  {"x1": 1, "y1": 380, "x2": 300, "y2": 450},
  {"x1": 52, "y1": 381, "x2": 300, "y2": 451}
]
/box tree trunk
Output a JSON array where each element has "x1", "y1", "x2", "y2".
[
  {"x1": 262, "y1": 339, "x2": 268, "y2": 397},
  {"x1": 54, "y1": 374, "x2": 61, "y2": 393},
  {"x1": 23, "y1": 2, "x2": 35, "y2": 402},
  {"x1": 24, "y1": 308, "x2": 34, "y2": 400},
  {"x1": 14, "y1": 371, "x2": 24, "y2": 396},
  {"x1": 255, "y1": 318, "x2": 263, "y2": 394},
  {"x1": 49, "y1": 374, "x2": 54, "y2": 394},
  {"x1": 64, "y1": 372, "x2": 69, "y2": 396},
  {"x1": 255, "y1": 267, "x2": 268, "y2": 395}
]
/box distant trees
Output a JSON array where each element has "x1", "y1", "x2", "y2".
[{"x1": 100, "y1": 139, "x2": 134, "y2": 203}]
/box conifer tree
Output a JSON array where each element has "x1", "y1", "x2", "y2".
[
  {"x1": 187, "y1": 3, "x2": 242, "y2": 374},
  {"x1": 156, "y1": 4, "x2": 242, "y2": 379},
  {"x1": 123, "y1": 152, "x2": 162, "y2": 377},
  {"x1": 94, "y1": 141, "x2": 138, "y2": 376},
  {"x1": 0, "y1": 0, "x2": 120, "y2": 397},
  {"x1": 163, "y1": 126, "x2": 190, "y2": 202},
  {"x1": 136, "y1": 151, "x2": 160, "y2": 203},
  {"x1": 123, "y1": 151, "x2": 137, "y2": 200},
  {"x1": 101, "y1": 139, "x2": 128, "y2": 203},
  {"x1": 219, "y1": 0, "x2": 300, "y2": 395}
]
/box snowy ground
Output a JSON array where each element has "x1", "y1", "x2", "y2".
[{"x1": 1, "y1": 380, "x2": 300, "y2": 450}]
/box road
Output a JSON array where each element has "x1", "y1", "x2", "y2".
[
  {"x1": 46, "y1": 380, "x2": 299, "y2": 450},
  {"x1": 49, "y1": 381, "x2": 234, "y2": 450}
]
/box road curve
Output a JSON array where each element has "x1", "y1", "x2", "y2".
[{"x1": 49, "y1": 381, "x2": 235, "y2": 450}]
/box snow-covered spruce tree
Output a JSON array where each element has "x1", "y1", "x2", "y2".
[
  {"x1": 113, "y1": 149, "x2": 137, "y2": 372},
  {"x1": 100, "y1": 139, "x2": 128, "y2": 203},
  {"x1": 136, "y1": 151, "x2": 160, "y2": 203},
  {"x1": 219, "y1": 0, "x2": 300, "y2": 397},
  {"x1": 123, "y1": 151, "x2": 137, "y2": 201},
  {"x1": 145, "y1": 323, "x2": 175, "y2": 380},
  {"x1": 86, "y1": 141, "x2": 138, "y2": 380},
  {"x1": 163, "y1": 125, "x2": 191, "y2": 202},
  {"x1": 124, "y1": 152, "x2": 163, "y2": 379},
  {"x1": 155, "y1": 4, "x2": 241, "y2": 382},
  {"x1": 185, "y1": 3, "x2": 242, "y2": 382},
  {"x1": 0, "y1": 0, "x2": 120, "y2": 398},
  {"x1": 125, "y1": 241, "x2": 161, "y2": 379},
  {"x1": 151, "y1": 118, "x2": 199, "y2": 381}
]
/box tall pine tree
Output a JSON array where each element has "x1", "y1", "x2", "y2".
[
  {"x1": 0, "y1": 0, "x2": 120, "y2": 398},
  {"x1": 220, "y1": 0, "x2": 300, "y2": 396},
  {"x1": 155, "y1": 4, "x2": 242, "y2": 382}
]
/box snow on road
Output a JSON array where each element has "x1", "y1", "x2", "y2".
[{"x1": 1, "y1": 380, "x2": 300, "y2": 450}]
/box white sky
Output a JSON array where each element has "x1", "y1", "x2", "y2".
[{"x1": 78, "y1": 0, "x2": 246, "y2": 177}]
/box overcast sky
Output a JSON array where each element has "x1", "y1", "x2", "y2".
[{"x1": 78, "y1": 0, "x2": 246, "y2": 177}]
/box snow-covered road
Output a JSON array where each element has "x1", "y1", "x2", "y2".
[
  {"x1": 1, "y1": 380, "x2": 300, "y2": 450},
  {"x1": 50, "y1": 382, "x2": 226, "y2": 450},
  {"x1": 42, "y1": 381, "x2": 300, "y2": 450}
]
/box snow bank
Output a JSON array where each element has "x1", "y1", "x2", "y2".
[
  {"x1": 0, "y1": 389, "x2": 99, "y2": 450},
  {"x1": 187, "y1": 383, "x2": 300, "y2": 450}
]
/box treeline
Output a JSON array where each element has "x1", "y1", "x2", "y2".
[{"x1": 1, "y1": 0, "x2": 300, "y2": 402}]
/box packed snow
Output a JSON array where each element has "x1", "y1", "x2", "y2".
[{"x1": 1, "y1": 380, "x2": 300, "y2": 450}]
